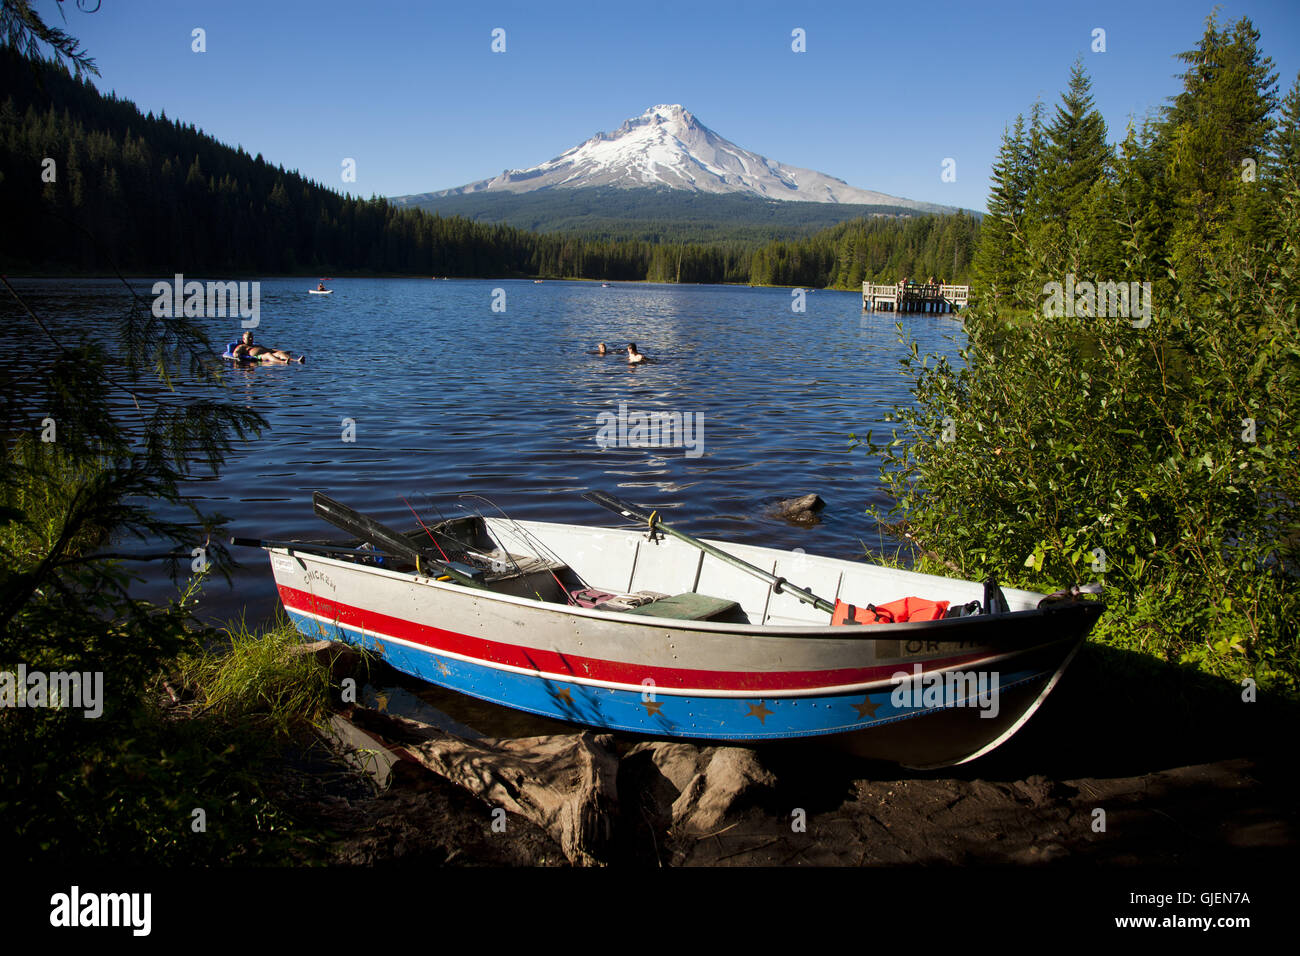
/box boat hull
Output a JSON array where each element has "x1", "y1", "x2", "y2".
[{"x1": 266, "y1": 520, "x2": 1101, "y2": 767}]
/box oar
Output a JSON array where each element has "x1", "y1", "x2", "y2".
[
  {"x1": 231, "y1": 533, "x2": 483, "y2": 586},
  {"x1": 230, "y1": 536, "x2": 392, "y2": 559},
  {"x1": 311, "y1": 492, "x2": 486, "y2": 587},
  {"x1": 582, "y1": 490, "x2": 836, "y2": 615}
]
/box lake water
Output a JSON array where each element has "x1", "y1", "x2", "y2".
[{"x1": 1, "y1": 276, "x2": 965, "y2": 627}]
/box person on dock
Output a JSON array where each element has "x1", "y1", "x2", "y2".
[
  {"x1": 627, "y1": 343, "x2": 647, "y2": 365},
  {"x1": 233, "y1": 330, "x2": 304, "y2": 364}
]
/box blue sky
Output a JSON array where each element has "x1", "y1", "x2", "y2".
[{"x1": 52, "y1": 0, "x2": 1300, "y2": 212}]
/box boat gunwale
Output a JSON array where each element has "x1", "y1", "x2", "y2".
[
  {"x1": 280, "y1": 599, "x2": 1084, "y2": 698},
  {"x1": 266, "y1": 543, "x2": 1103, "y2": 642}
]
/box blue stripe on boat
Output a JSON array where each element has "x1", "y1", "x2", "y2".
[{"x1": 285, "y1": 609, "x2": 1052, "y2": 741}]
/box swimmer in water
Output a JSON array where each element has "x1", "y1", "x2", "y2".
[
  {"x1": 232, "y1": 330, "x2": 304, "y2": 364},
  {"x1": 596, "y1": 342, "x2": 607, "y2": 355},
  {"x1": 627, "y1": 343, "x2": 647, "y2": 365}
]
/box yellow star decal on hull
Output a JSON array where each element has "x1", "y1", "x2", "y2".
[
  {"x1": 852, "y1": 696, "x2": 880, "y2": 719},
  {"x1": 746, "y1": 701, "x2": 773, "y2": 724},
  {"x1": 641, "y1": 699, "x2": 663, "y2": 716},
  {"x1": 553, "y1": 687, "x2": 573, "y2": 705}
]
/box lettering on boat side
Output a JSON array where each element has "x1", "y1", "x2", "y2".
[
  {"x1": 304, "y1": 568, "x2": 337, "y2": 592},
  {"x1": 889, "y1": 664, "x2": 1001, "y2": 718},
  {"x1": 877, "y1": 639, "x2": 983, "y2": 659},
  {"x1": 272, "y1": 554, "x2": 295, "y2": 574},
  {"x1": 49, "y1": 886, "x2": 151, "y2": 935}
]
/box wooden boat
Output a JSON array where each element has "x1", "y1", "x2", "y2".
[{"x1": 243, "y1": 492, "x2": 1103, "y2": 768}]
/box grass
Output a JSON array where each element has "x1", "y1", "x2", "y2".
[{"x1": 177, "y1": 613, "x2": 340, "y2": 737}]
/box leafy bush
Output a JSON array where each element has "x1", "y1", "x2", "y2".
[{"x1": 861, "y1": 186, "x2": 1299, "y2": 694}]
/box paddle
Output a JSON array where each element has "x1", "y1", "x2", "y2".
[
  {"x1": 311, "y1": 492, "x2": 486, "y2": 586},
  {"x1": 582, "y1": 490, "x2": 836, "y2": 615}
]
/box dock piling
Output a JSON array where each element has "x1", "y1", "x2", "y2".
[{"x1": 862, "y1": 280, "x2": 969, "y2": 313}]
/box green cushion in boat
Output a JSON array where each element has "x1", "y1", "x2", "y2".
[{"x1": 622, "y1": 592, "x2": 739, "y2": 621}]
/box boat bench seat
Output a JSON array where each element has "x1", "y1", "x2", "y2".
[
  {"x1": 623, "y1": 592, "x2": 739, "y2": 621},
  {"x1": 494, "y1": 553, "x2": 566, "y2": 576}
]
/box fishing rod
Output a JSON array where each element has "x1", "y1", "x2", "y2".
[
  {"x1": 583, "y1": 489, "x2": 836, "y2": 615},
  {"x1": 450, "y1": 499, "x2": 540, "y2": 581},
  {"x1": 448, "y1": 498, "x2": 569, "y2": 605},
  {"x1": 400, "y1": 495, "x2": 458, "y2": 564},
  {"x1": 416, "y1": 493, "x2": 527, "y2": 580},
  {"x1": 310, "y1": 492, "x2": 486, "y2": 587},
  {"x1": 458, "y1": 493, "x2": 589, "y2": 598},
  {"x1": 458, "y1": 493, "x2": 583, "y2": 581}
]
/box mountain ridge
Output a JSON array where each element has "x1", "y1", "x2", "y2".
[{"x1": 393, "y1": 104, "x2": 958, "y2": 215}]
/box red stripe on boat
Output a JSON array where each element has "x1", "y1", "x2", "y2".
[{"x1": 278, "y1": 584, "x2": 991, "y2": 692}]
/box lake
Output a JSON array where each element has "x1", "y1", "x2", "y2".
[{"x1": 1, "y1": 276, "x2": 965, "y2": 626}]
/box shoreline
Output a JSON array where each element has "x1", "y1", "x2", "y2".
[
  {"x1": 1, "y1": 271, "x2": 871, "y2": 292},
  {"x1": 284, "y1": 638, "x2": 1297, "y2": 867}
]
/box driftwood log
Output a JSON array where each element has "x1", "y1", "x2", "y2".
[
  {"x1": 349, "y1": 708, "x2": 618, "y2": 866},
  {"x1": 624, "y1": 741, "x2": 777, "y2": 833},
  {"x1": 284, "y1": 639, "x2": 362, "y2": 682}
]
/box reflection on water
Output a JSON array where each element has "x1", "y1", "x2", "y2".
[{"x1": 2, "y1": 275, "x2": 965, "y2": 731}]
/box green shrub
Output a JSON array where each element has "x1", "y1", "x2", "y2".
[{"x1": 859, "y1": 186, "x2": 1299, "y2": 695}]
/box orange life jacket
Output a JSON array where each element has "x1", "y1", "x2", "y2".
[{"x1": 831, "y1": 596, "x2": 950, "y2": 625}]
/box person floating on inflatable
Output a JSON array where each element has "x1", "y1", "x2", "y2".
[{"x1": 231, "y1": 330, "x2": 304, "y2": 364}]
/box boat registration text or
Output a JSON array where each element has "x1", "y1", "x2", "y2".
[{"x1": 876, "y1": 638, "x2": 984, "y2": 660}]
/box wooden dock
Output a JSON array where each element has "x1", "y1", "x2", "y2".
[{"x1": 863, "y1": 281, "x2": 969, "y2": 313}]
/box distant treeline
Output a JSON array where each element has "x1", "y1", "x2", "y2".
[
  {"x1": 0, "y1": 48, "x2": 977, "y2": 286},
  {"x1": 747, "y1": 214, "x2": 978, "y2": 287},
  {"x1": 398, "y1": 185, "x2": 969, "y2": 244}
]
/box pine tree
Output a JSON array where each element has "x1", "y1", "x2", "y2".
[
  {"x1": 1266, "y1": 71, "x2": 1300, "y2": 197},
  {"x1": 1025, "y1": 60, "x2": 1111, "y2": 280},
  {"x1": 1030, "y1": 61, "x2": 1110, "y2": 223},
  {"x1": 1104, "y1": 118, "x2": 1172, "y2": 298},
  {"x1": 1156, "y1": 13, "x2": 1278, "y2": 286},
  {"x1": 971, "y1": 114, "x2": 1030, "y2": 306}
]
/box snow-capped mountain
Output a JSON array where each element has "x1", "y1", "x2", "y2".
[{"x1": 421, "y1": 104, "x2": 947, "y2": 212}]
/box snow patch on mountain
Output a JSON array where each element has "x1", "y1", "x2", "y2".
[{"x1": 427, "y1": 105, "x2": 945, "y2": 211}]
